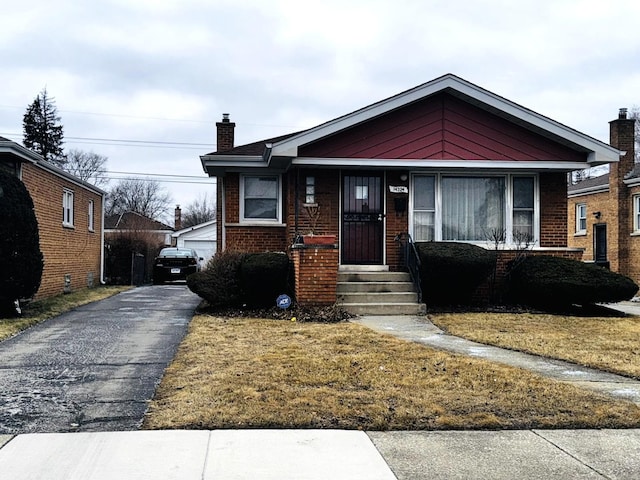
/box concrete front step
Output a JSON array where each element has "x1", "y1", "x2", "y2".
[
  {"x1": 338, "y1": 292, "x2": 418, "y2": 304},
  {"x1": 342, "y1": 302, "x2": 427, "y2": 315},
  {"x1": 337, "y1": 271, "x2": 412, "y2": 283},
  {"x1": 336, "y1": 268, "x2": 424, "y2": 315},
  {"x1": 337, "y1": 281, "x2": 415, "y2": 293}
]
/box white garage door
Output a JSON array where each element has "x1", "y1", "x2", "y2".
[{"x1": 183, "y1": 240, "x2": 216, "y2": 267}]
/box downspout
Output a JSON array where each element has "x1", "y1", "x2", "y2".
[
  {"x1": 221, "y1": 176, "x2": 226, "y2": 251},
  {"x1": 294, "y1": 167, "x2": 300, "y2": 242},
  {"x1": 100, "y1": 192, "x2": 106, "y2": 284}
]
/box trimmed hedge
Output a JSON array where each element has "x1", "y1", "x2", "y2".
[
  {"x1": 508, "y1": 255, "x2": 639, "y2": 308},
  {"x1": 416, "y1": 242, "x2": 496, "y2": 305},
  {"x1": 187, "y1": 251, "x2": 292, "y2": 309},
  {"x1": 187, "y1": 250, "x2": 245, "y2": 307}
]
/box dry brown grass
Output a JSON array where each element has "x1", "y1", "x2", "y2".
[
  {"x1": 431, "y1": 312, "x2": 640, "y2": 379},
  {"x1": 0, "y1": 286, "x2": 131, "y2": 341},
  {"x1": 144, "y1": 315, "x2": 640, "y2": 431}
]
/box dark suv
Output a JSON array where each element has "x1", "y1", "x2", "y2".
[{"x1": 153, "y1": 247, "x2": 202, "y2": 284}]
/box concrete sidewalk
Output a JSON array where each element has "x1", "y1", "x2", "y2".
[{"x1": 1, "y1": 428, "x2": 640, "y2": 479}]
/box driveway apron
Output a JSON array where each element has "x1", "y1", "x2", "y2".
[{"x1": 0, "y1": 285, "x2": 200, "y2": 434}]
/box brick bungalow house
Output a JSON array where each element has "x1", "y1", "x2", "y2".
[
  {"x1": 0, "y1": 136, "x2": 105, "y2": 299},
  {"x1": 200, "y1": 74, "x2": 621, "y2": 310},
  {"x1": 567, "y1": 109, "x2": 638, "y2": 283}
]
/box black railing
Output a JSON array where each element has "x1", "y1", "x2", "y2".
[{"x1": 394, "y1": 233, "x2": 422, "y2": 303}]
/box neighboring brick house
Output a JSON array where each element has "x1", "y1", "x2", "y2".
[
  {"x1": 0, "y1": 136, "x2": 105, "y2": 299},
  {"x1": 568, "y1": 109, "x2": 638, "y2": 283},
  {"x1": 200, "y1": 74, "x2": 620, "y2": 305}
]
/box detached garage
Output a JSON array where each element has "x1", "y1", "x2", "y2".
[{"x1": 172, "y1": 220, "x2": 217, "y2": 266}]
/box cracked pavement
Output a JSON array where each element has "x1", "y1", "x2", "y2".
[{"x1": 0, "y1": 285, "x2": 201, "y2": 434}]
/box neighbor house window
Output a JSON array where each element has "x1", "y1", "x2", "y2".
[
  {"x1": 240, "y1": 175, "x2": 281, "y2": 222},
  {"x1": 88, "y1": 200, "x2": 95, "y2": 231},
  {"x1": 63, "y1": 189, "x2": 74, "y2": 227},
  {"x1": 634, "y1": 196, "x2": 640, "y2": 233},
  {"x1": 576, "y1": 203, "x2": 587, "y2": 234},
  {"x1": 411, "y1": 174, "x2": 537, "y2": 245}
]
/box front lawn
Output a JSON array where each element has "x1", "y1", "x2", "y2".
[
  {"x1": 143, "y1": 315, "x2": 640, "y2": 431},
  {"x1": 430, "y1": 311, "x2": 640, "y2": 379}
]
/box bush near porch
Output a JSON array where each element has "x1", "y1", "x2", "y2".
[
  {"x1": 507, "y1": 255, "x2": 639, "y2": 308},
  {"x1": 416, "y1": 243, "x2": 638, "y2": 310},
  {"x1": 187, "y1": 251, "x2": 292, "y2": 309}
]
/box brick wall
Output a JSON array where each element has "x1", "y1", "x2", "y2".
[
  {"x1": 291, "y1": 245, "x2": 339, "y2": 305},
  {"x1": 285, "y1": 169, "x2": 340, "y2": 243},
  {"x1": 385, "y1": 171, "x2": 409, "y2": 271},
  {"x1": 21, "y1": 163, "x2": 103, "y2": 299},
  {"x1": 539, "y1": 172, "x2": 569, "y2": 247}
]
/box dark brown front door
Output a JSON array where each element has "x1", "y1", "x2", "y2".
[{"x1": 341, "y1": 173, "x2": 384, "y2": 264}]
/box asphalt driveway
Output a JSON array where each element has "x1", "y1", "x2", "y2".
[{"x1": 0, "y1": 285, "x2": 201, "y2": 434}]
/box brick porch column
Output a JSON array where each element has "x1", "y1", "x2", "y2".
[{"x1": 291, "y1": 244, "x2": 339, "y2": 306}]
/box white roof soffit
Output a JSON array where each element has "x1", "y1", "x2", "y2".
[
  {"x1": 269, "y1": 74, "x2": 620, "y2": 166},
  {"x1": 292, "y1": 158, "x2": 589, "y2": 171}
]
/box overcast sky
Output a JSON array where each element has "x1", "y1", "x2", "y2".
[{"x1": 1, "y1": 0, "x2": 639, "y2": 223}]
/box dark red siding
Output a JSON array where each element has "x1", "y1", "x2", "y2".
[{"x1": 299, "y1": 93, "x2": 587, "y2": 162}]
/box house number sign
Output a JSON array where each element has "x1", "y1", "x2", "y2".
[{"x1": 389, "y1": 186, "x2": 408, "y2": 193}]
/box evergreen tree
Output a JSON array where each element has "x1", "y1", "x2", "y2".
[
  {"x1": 23, "y1": 88, "x2": 66, "y2": 167},
  {"x1": 0, "y1": 171, "x2": 44, "y2": 316}
]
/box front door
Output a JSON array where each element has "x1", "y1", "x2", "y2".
[
  {"x1": 594, "y1": 223, "x2": 608, "y2": 266},
  {"x1": 341, "y1": 173, "x2": 384, "y2": 264}
]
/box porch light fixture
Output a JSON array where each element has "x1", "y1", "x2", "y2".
[
  {"x1": 400, "y1": 174, "x2": 408, "y2": 182},
  {"x1": 593, "y1": 211, "x2": 601, "y2": 219}
]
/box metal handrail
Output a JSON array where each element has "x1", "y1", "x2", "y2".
[{"x1": 394, "y1": 233, "x2": 423, "y2": 303}]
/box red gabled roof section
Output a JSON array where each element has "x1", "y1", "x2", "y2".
[{"x1": 299, "y1": 93, "x2": 587, "y2": 162}]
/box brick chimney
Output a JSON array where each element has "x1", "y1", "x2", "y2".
[
  {"x1": 610, "y1": 108, "x2": 637, "y2": 276},
  {"x1": 174, "y1": 205, "x2": 182, "y2": 231},
  {"x1": 610, "y1": 107, "x2": 636, "y2": 188},
  {"x1": 216, "y1": 113, "x2": 235, "y2": 152}
]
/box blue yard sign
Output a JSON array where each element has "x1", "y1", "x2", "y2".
[{"x1": 276, "y1": 294, "x2": 292, "y2": 309}]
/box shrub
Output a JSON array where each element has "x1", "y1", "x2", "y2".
[
  {"x1": 239, "y1": 252, "x2": 292, "y2": 308},
  {"x1": 416, "y1": 242, "x2": 496, "y2": 305},
  {"x1": 508, "y1": 255, "x2": 639, "y2": 309},
  {"x1": 0, "y1": 171, "x2": 44, "y2": 316},
  {"x1": 187, "y1": 250, "x2": 245, "y2": 307}
]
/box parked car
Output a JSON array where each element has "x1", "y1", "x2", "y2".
[{"x1": 153, "y1": 247, "x2": 203, "y2": 284}]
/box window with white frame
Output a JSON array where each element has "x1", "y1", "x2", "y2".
[
  {"x1": 513, "y1": 176, "x2": 534, "y2": 239},
  {"x1": 63, "y1": 189, "x2": 74, "y2": 227},
  {"x1": 633, "y1": 195, "x2": 640, "y2": 233},
  {"x1": 240, "y1": 175, "x2": 281, "y2": 222},
  {"x1": 411, "y1": 174, "x2": 537, "y2": 245},
  {"x1": 88, "y1": 200, "x2": 95, "y2": 231},
  {"x1": 575, "y1": 203, "x2": 587, "y2": 234},
  {"x1": 413, "y1": 175, "x2": 435, "y2": 241}
]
